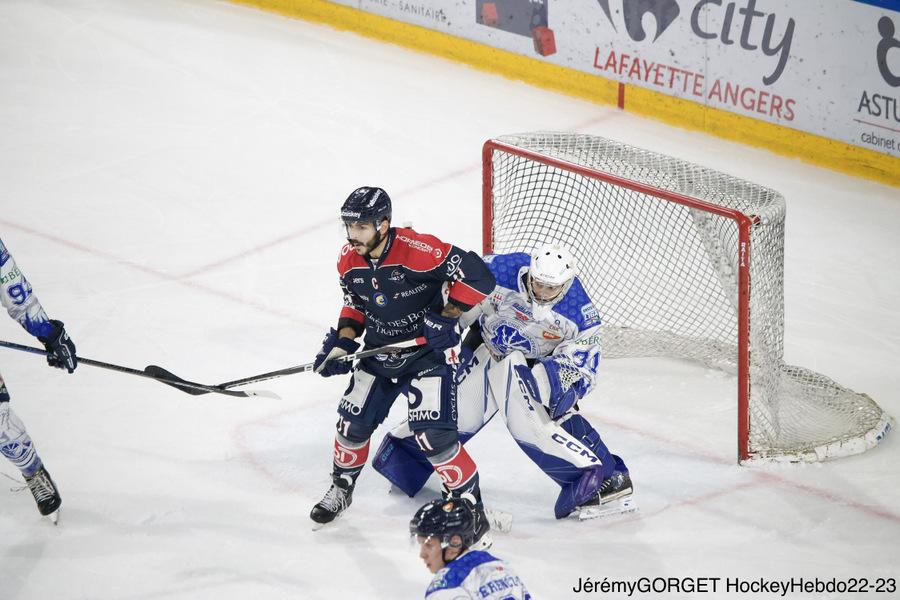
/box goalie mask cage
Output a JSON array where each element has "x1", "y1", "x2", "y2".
[{"x1": 482, "y1": 132, "x2": 893, "y2": 463}]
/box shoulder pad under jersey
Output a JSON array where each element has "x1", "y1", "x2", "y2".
[
  {"x1": 483, "y1": 252, "x2": 529, "y2": 291},
  {"x1": 387, "y1": 227, "x2": 453, "y2": 272},
  {"x1": 552, "y1": 277, "x2": 602, "y2": 331}
]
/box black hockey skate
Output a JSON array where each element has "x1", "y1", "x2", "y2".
[
  {"x1": 575, "y1": 470, "x2": 636, "y2": 521},
  {"x1": 599, "y1": 470, "x2": 633, "y2": 504},
  {"x1": 25, "y1": 466, "x2": 61, "y2": 524},
  {"x1": 310, "y1": 473, "x2": 354, "y2": 527}
]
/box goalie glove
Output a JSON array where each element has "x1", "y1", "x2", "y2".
[{"x1": 531, "y1": 358, "x2": 590, "y2": 419}]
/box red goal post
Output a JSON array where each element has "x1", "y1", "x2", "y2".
[{"x1": 481, "y1": 132, "x2": 893, "y2": 464}]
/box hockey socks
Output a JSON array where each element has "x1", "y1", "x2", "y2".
[
  {"x1": 430, "y1": 442, "x2": 479, "y2": 499},
  {"x1": 0, "y1": 403, "x2": 42, "y2": 478},
  {"x1": 332, "y1": 435, "x2": 369, "y2": 477}
]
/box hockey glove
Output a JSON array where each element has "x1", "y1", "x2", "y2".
[
  {"x1": 37, "y1": 320, "x2": 77, "y2": 373},
  {"x1": 314, "y1": 328, "x2": 360, "y2": 377},
  {"x1": 422, "y1": 311, "x2": 461, "y2": 352}
]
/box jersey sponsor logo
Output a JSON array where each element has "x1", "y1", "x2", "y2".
[
  {"x1": 433, "y1": 247, "x2": 443, "y2": 259},
  {"x1": 408, "y1": 408, "x2": 442, "y2": 421},
  {"x1": 576, "y1": 334, "x2": 602, "y2": 346},
  {"x1": 351, "y1": 277, "x2": 364, "y2": 284},
  {"x1": 396, "y1": 234, "x2": 434, "y2": 254},
  {"x1": 445, "y1": 253, "x2": 462, "y2": 278},
  {"x1": 388, "y1": 269, "x2": 405, "y2": 283},
  {"x1": 542, "y1": 331, "x2": 562, "y2": 340},
  {"x1": 511, "y1": 302, "x2": 533, "y2": 320},
  {"x1": 393, "y1": 282, "x2": 428, "y2": 299},
  {"x1": 551, "y1": 433, "x2": 601, "y2": 464},
  {"x1": 338, "y1": 398, "x2": 363, "y2": 416},
  {"x1": 580, "y1": 304, "x2": 601, "y2": 326},
  {"x1": 0, "y1": 267, "x2": 23, "y2": 286}
]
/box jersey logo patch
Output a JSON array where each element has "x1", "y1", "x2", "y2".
[
  {"x1": 580, "y1": 304, "x2": 600, "y2": 327},
  {"x1": 374, "y1": 292, "x2": 387, "y2": 306},
  {"x1": 489, "y1": 322, "x2": 534, "y2": 355}
]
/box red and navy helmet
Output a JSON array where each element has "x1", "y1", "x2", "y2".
[{"x1": 340, "y1": 187, "x2": 392, "y2": 226}]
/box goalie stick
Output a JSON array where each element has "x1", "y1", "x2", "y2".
[{"x1": 0, "y1": 339, "x2": 277, "y2": 399}]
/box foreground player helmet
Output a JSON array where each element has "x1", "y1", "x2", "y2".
[
  {"x1": 340, "y1": 186, "x2": 392, "y2": 226},
  {"x1": 528, "y1": 242, "x2": 576, "y2": 305},
  {"x1": 409, "y1": 498, "x2": 477, "y2": 549}
]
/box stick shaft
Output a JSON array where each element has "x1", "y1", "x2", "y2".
[
  {"x1": 0, "y1": 340, "x2": 257, "y2": 397},
  {"x1": 217, "y1": 336, "x2": 427, "y2": 389}
]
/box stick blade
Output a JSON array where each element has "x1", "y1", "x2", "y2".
[{"x1": 144, "y1": 365, "x2": 210, "y2": 395}]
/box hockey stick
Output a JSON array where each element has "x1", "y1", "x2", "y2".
[
  {"x1": 214, "y1": 336, "x2": 428, "y2": 389},
  {"x1": 0, "y1": 340, "x2": 278, "y2": 399}
]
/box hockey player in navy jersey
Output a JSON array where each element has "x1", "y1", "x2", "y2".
[
  {"x1": 1, "y1": 236, "x2": 77, "y2": 523},
  {"x1": 375, "y1": 243, "x2": 633, "y2": 520},
  {"x1": 411, "y1": 497, "x2": 532, "y2": 599},
  {"x1": 309, "y1": 187, "x2": 496, "y2": 539}
]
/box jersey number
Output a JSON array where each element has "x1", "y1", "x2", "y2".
[{"x1": 572, "y1": 349, "x2": 600, "y2": 374}]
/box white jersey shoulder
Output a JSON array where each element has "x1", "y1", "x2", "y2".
[
  {"x1": 425, "y1": 550, "x2": 532, "y2": 600},
  {"x1": 0, "y1": 237, "x2": 52, "y2": 338},
  {"x1": 478, "y1": 252, "x2": 600, "y2": 350}
]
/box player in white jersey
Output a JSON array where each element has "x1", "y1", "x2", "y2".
[
  {"x1": 1, "y1": 236, "x2": 77, "y2": 522},
  {"x1": 375, "y1": 243, "x2": 633, "y2": 519},
  {"x1": 411, "y1": 497, "x2": 532, "y2": 599}
]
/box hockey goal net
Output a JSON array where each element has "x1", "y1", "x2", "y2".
[{"x1": 482, "y1": 132, "x2": 893, "y2": 463}]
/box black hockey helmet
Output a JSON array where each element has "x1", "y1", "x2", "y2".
[
  {"x1": 409, "y1": 498, "x2": 476, "y2": 549},
  {"x1": 340, "y1": 187, "x2": 392, "y2": 226}
]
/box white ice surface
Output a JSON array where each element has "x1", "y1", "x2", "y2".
[{"x1": 1, "y1": 1, "x2": 898, "y2": 599}]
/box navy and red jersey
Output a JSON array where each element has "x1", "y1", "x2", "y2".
[{"x1": 336, "y1": 227, "x2": 495, "y2": 349}]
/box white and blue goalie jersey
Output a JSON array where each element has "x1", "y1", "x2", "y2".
[
  {"x1": 463, "y1": 252, "x2": 602, "y2": 393},
  {"x1": 0, "y1": 237, "x2": 52, "y2": 339},
  {"x1": 425, "y1": 550, "x2": 532, "y2": 599}
]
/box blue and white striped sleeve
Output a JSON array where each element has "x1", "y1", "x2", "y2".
[{"x1": 0, "y1": 238, "x2": 53, "y2": 339}]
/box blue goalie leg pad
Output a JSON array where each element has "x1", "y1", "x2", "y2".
[
  {"x1": 554, "y1": 465, "x2": 605, "y2": 519},
  {"x1": 372, "y1": 433, "x2": 435, "y2": 497},
  {"x1": 560, "y1": 414, "x2": 617, "y2": 480}
]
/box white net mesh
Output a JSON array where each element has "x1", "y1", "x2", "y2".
[{"x1": 487, "y1": 132, "x2": 893, "y2": 463}]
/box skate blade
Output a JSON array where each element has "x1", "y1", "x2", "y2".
[
  {"x1": 485, "y1": 508, "x2": 513, "y2": 533},
  {"x1": 44, "y1": 510, "x2": 60, "y2": 525},
  {"x1": 577, "y1": 496, "x2": 637, "y2": 521}
]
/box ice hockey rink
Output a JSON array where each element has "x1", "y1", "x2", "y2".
[{"x1": 1, "y1": 1, "x2": 899, "y2": 598}]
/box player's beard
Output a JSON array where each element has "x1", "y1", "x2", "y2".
[{"x1": 347, "y1": 228, "x2": 383, "y2": 256}]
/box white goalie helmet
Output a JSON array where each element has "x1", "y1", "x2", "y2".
[{"x1": 527, "y1": 242, "x2": 577, "y2": 307}]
